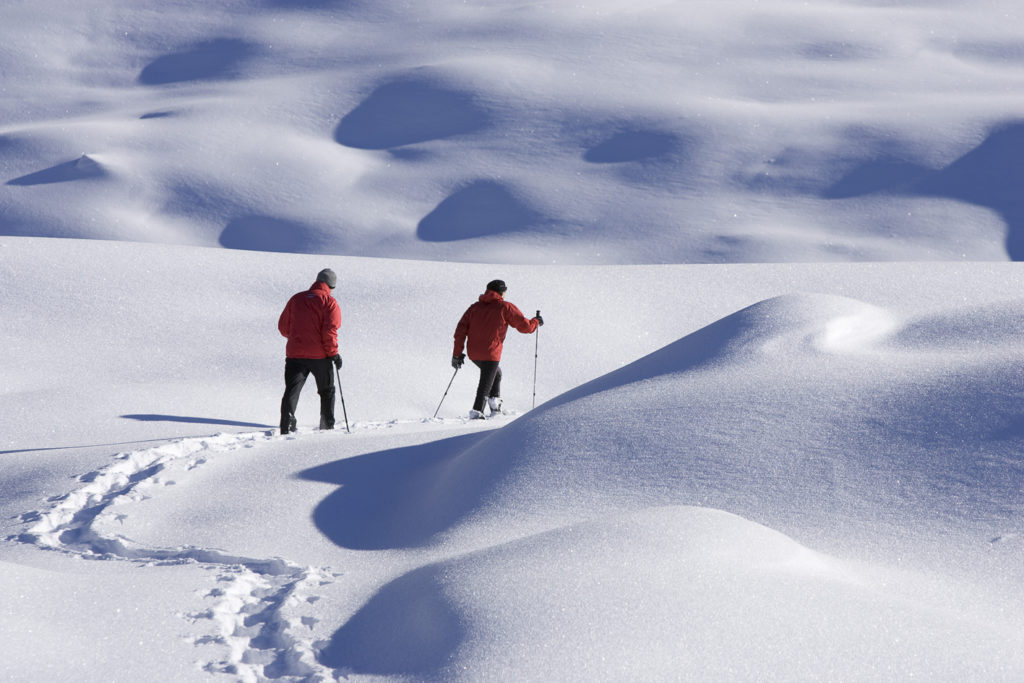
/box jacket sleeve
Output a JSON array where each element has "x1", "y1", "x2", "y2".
[
  {"x1": 453, "y1": 306, "x2": 472, "y2": 357},
  {"x1": 505, "y1": 303, "x2": 539, "y2": 334},
  {"x1": 321, "y1": 297, "x2": 341, "y2": 356},
  {"x1": 278, "y1": 300, "x2": 291, "y2": 338}
]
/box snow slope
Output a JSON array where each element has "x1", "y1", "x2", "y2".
[
  {"x1": 3, "y1": 0, "x2": 1024, "y2": 681},
  {"x1": 5, "y1": 239, "x2": 1024, "y2": 680}
]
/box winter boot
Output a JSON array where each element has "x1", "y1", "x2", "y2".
[
  {"x1": 468, "y1": 409, "x2": 486, "y2": 420},
  {"x1": 281, "y1": 414, "x2": 297, "y2": 435},
  {"x1": 487, "y1": 397, "x2": 503, "y2": 415}
]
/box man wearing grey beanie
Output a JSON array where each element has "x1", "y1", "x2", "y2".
[{"x1": 277, "y1": 268, "x2": 342, "y2": 434}]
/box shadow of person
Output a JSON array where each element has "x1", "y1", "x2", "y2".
[{"x1": 121, "y1": 414, "x2": 273, "y2": 428}]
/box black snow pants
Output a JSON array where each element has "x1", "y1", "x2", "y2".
[
  {"x1": 471, "y1": 360, "x2": 502, "y2": 412},
  {"x1": 280, "y1": 357, "x2": 336, "y2": 432}
]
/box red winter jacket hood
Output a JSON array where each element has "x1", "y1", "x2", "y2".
[
  {"x1": 278, "y1": 281, "x2": 341, "y2": 358},
  {"x1": 453, "y1": 289, "x2": 538, "y2": 361}
]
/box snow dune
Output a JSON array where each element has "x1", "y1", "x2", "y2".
[
  {"x1": 295, "y1": 292, "x2": 1024, "y2": 570},
  {"x1": 2, "y1": 0, "x2": 1024, "y2": 262},
  {"x1": 319, "y1": 506, "x2": 1024, "y2": 681},
  {"x1": 307, "y1": 292, "x2": 1024, "y2": 680}
]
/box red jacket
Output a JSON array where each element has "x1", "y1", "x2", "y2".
[
  {"x1": 453, "y1": 290, "x2": 539, "y2": 361},
  {"x1": 278, "y1": 281, "x2": 341, "y2": 358}
]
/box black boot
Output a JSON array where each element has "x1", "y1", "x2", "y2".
[{"x1": 281, "y1": 414, "x2": 297, "y2": 434}]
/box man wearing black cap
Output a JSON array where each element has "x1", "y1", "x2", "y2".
[
  {"x1": 278, "y1": 268, "x2": 342, "y2": 434},
  {"x1": 452, "y1": 279, "x2": 543, "y2": 419}
]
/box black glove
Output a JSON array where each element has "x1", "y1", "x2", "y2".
[
  {"x1": 452, "y1": 353, "x2": 465, "y2": 369},
  {"x1": 534, "y1": 314, "x2": 544, "y2": 326},
  {"x1": 330, "y1": 354, "x2": 342, "y2": 369}
]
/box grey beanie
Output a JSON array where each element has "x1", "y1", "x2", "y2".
[{"x1": 316, "y1": 268, "x2": 337, "y2": 288}]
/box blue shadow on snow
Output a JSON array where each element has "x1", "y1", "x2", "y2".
[
  {"x1": 7, "y1": 156, "x2": 108, "y2": 186},
  {"x1": 824, "y1": 120, "x2": 1024, "y2": 261},
  {"x1": 416, "y1": 180, "x2": 544, "y2": 241},
  {"x1": 317, "y1": 563, "x2": 466, "y2": 678},
  {"x1": 297, "y1": 431, "x2": 499, "y2": 550},
  {"x1": 121, "y1": 414, "x2": 273, "y2": 428},
  {"x1": 584, "y1": 129, "x2": 682, "y2": 164},
  {"x1": 138, "y1": 38, "x2": 259, "y2": 85},
  {"x1": 334, "y1": 77, "x2": 489, "y2": 149},
  {"x1": 219, "y1": 215, "x2": 325, "y2": 253}
]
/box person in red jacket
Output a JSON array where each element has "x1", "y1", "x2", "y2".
[
  {"x1": 278, "y1": 268, "x2": 342, "y2": 434},
  {"x1": 452, "y1": 279, "x2": 543, "y2": 419}
]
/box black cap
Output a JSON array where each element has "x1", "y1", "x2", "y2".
[{"x1": 486, "y1": 279, "x2": 507, "y2": 293}]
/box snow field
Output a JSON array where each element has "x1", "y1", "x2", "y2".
[{"x1": 5, "y1": 0, "x2": 1024, "y2": 679}]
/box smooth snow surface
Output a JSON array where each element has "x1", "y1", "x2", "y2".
[{"x1": 3, "y1": 0, "x2": 1024, "y2": 681}]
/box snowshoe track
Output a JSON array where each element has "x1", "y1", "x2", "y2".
[{"x1": 8, "y1": 415, "x2": 503, "y2": 681}]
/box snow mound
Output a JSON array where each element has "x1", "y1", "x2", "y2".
[
  {"x1": 554, "y1": 292, "x2": 898, "y2": 385},
  {"x1": 2, "y1": 0, "x2": 1020, "y2": 262},
  {"x1": 893, "y1": 298, "x2": 1024, "y2": 352},
  {"x1": 301, "y1": 292, "x2": 1024, "y2": 561},
  {"x1": 318, "y1": 506, "x2": 1022, "y2": 681}
]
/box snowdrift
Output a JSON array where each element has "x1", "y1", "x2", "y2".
[
  {"x1": 318, "y1": 506, "x2": 1023, "y2": 681},
  {"x1": 302, "y1": 293, "x2": 1024, "y2": 563},
  {"x1": 295, "y1": 292, "x2": 1024, "y2": 678}
]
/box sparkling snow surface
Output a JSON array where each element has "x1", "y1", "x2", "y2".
[{"x1": 3, "y1": 0, "x2": 1024, "y2": 681}]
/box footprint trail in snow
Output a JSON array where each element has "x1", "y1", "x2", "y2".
[{"x1": 9, "y1": 416, "x2": 489, "y2": 680}]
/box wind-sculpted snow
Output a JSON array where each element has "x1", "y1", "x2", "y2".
[
  {"x1": 301, "y1": 294, "x2": 1024, "y2": 564},
  {"x1": 319, "y1": 506, "x2": 1024, "y2": 680},
  {"x1": 292, "y1": 293, "x2": 1024, "y2": 678},
  {"x1": 2, "y1": 0, "x2": 1021, "y2": 261},
  {"x1": 6, "y1": 261, "x2": 1024, "y2": 679},
  {"x1": 6, "y1": 0, "x2": 1024, "y2": 677},
  {"x1": 892, "y1": 298, "x2": 1024, "y2": 351}
]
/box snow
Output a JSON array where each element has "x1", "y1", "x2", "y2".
[{"x1": 3, "y1": 0, "x2": 1024, "y2": 680}]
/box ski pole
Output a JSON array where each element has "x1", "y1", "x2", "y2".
[
  {"x1": 335, "y1": 366, "x2": 351, "y2": 434},
  {"x1": 433, "y1": 366, "x2": 460, "y2": 419},
  {"x1": 533, "y1": 309, "x2": 540, "y2": 409}
]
